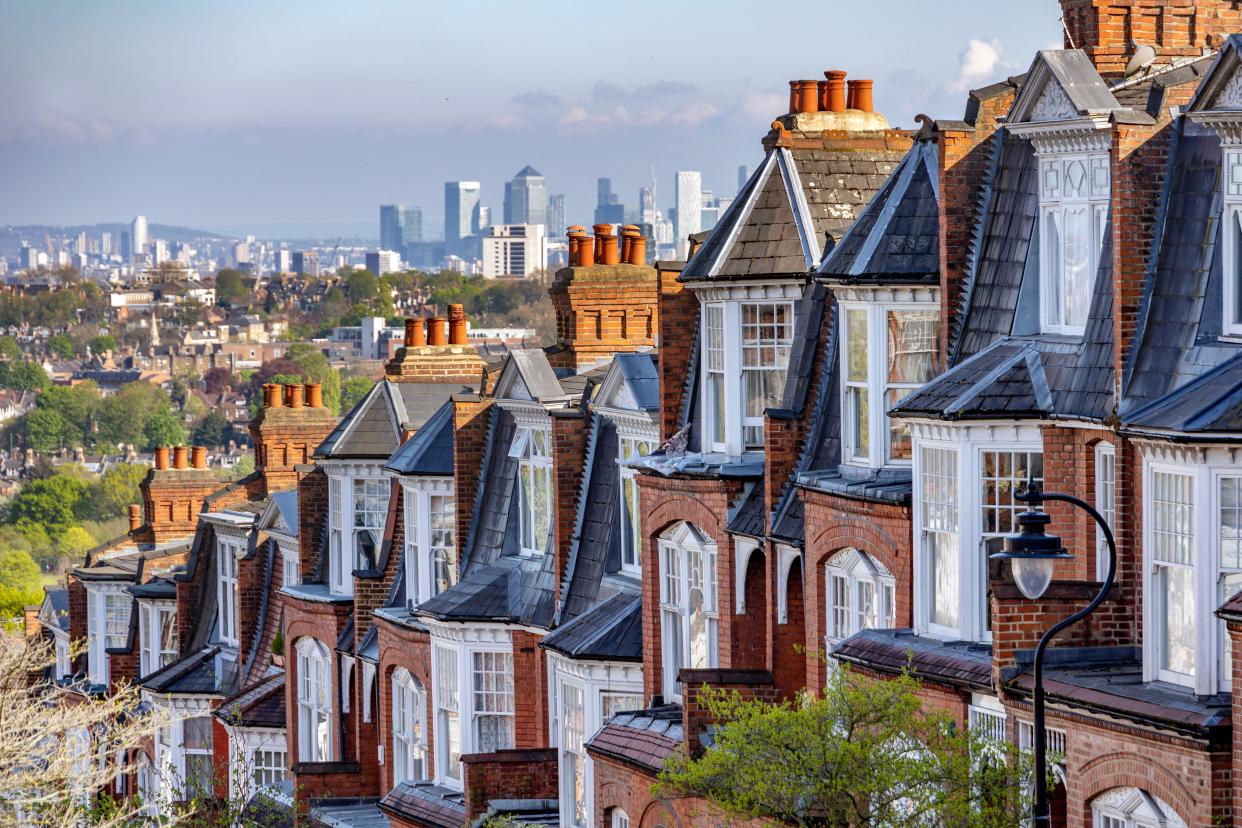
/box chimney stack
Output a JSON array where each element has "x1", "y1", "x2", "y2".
[
  {"x1": 305, "y1": 382, "x2": 323, "y2": 409},
  {"x1": 128, "y1": 504, "x2": 141, "y2": 532},
  {"x1": 191, "y1": 445, "x2": 207, "y2": 469},
  {"x1": 824, "y1": 70, "x2": 847, "y2": 113},
  {"x1": 448, "y1": 304, "x2": 468, "y2": 346},
  {"x1": 155, "y1": 446, "x2": 170, "y2": 470},
  {"x1": 172, "y1": 445, "x2": 188, "y2": 470},
  {"x1": 847, "y1": 79, "x2": 873, "y2": 113},
  {"x1": 427, "y1": 317, "x2": 447, "y2": 346},
  {"x1": 287, "y1": 383, "x2": 304, "y2": 409}
]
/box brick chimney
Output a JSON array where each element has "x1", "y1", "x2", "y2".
[
  {"x1": 1060, "y1": 0, "x2": 1242, "y2": 78},
  {"x1": 547, "y1": 223, "x2": 660, "y2": 371},
  {"x1": 249, "y1": 382, "x2": 337, "y2": 494},
  {"x1": 384, "y1": 306, "x2": 487, "y2": 384},
  {"x1": 138, "y1": 446, "x2": 223, "y2": 544}
]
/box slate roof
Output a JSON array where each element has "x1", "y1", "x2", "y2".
[
  {"x1": 557, "y1": 415, "x2": 621, "y2": 621},
  {"x1": 1008, "y1": 49, "x2": 1124, "y2": 123},
  {"x1": 129, "y1": 577, "x2": 177, "y2": 599},
  {"x1": 819, "y1": 139, "x2": 940, "y2": 282},
  {"x1": 139, "y1": 646, "x2": 222, "y2": 694},
  {"x1": 378, "y1": 782, "x2": 465, "y2": 828},
  {"x1": 586, "y1": 705, "x2": 684, "y2": 773},
  {"x1": 727, "y1": 485, "x2": 766, "y2": 538},
  {"x1": 312, "y1": 800, "x2": 390, "y2": 828},
  {"x1": 832, "y1": 629, "x2": 993, "y2": 690},
  {"x1": 385, "y1": 400, "x2": 454, "y2": 476},
  {"x1": 541, "y1": 592, "x2": 641, "y2": 662},
  {"x1": 417, "y1": 554, "x2": 555, "y2": 627},
  {"x1": 316, "y1": 380, "x2": 469, "y2": 459},
  {"x1": 41, "y1": 588, "x2": 69, "y2": 632},
  {"x1": 215, "y1": 672, "x2": 286, "y2": 729}
]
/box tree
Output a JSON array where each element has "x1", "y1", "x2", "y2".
[
  {"x1": 657, "y1": 668, "x2": 1033, "y2": 828},
  {"x1": 0, "y1": 361, "x2": 50, "y2": 392},
  {"x1": 0, "y1": 632, "x2": 176, "y2": 827},
  {"x1": 0, "y1": 548, "x2": 42, "y2": 619},
  {"x1": 34, "y1": 383, "x2": 99, "y2": 448},
  {"x1": 58, "y1": 526, "x2": 96, "y2": 562},
  {"x1": 46, "y1": 334, "x2": 74, "y2": 360},
  {"x1": 339, "y1": 376, "x2": 374, "y2": 415},
  {"x1": 78, "y1": 463, "x2": 148, "y2": 522},
  {"x1": 193, "y1": 410, "x2": 232, "y2": 448},
  {"x1": 7, "y1": 475, "x2": 85, "y2": 540},
  {"x1": 88, "y1": 334, "x2": 117, "y2": 355},
  {"x1": 0, "y1": 336, "x2": 19, "y2": 360},
  {"x1": 143, "y1": 406, "x2": 186, "y2": 451},
  {"x1": 23, "y1": 408, "x2": 69, "y2": 454},
  {"x1": 202, "y1": 366, "x2": 234, "y2": 395},
  {"x1": 96, "y1": 381, "x2": 177, "y2": 448},
  {"x1": 215, "y1": 268, "x2": 248, "y2": 307}
]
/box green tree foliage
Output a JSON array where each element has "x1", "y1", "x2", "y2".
[
  {"x1": 46, "y1": 333, "x2": 74, "y2": 359},
  {"x1": 142, "y1": 406, "x2": 186, "y2": 450},
  {"x1": 59, "y1": 525, "x2": 96, "y2": 561},
  {"x1": 77, "y1": 463, "x2": 148, "y2": 522},
  {"x1": 340, "y1": 376, "x2": 374, "y2": 415},
  {"x1": 24, "y1": 408, "x2": 69, "y2": 453},
  {"x1": 88, "y1": 334, "x2": 117, "y2": 354},
  {"x1": 193, "y1": 409, "x2": 233, "y2": 448},
  {"x1": 215, "y1": 268, "x2": 248, "y2": 307},
  {"x1": 0, "y1": 336, "x2": 19, "y2": 360},
  {"x1": 285, "y1": 343, "x2": 341, "y2": 413},
  {"x1": 0, "y1": 547, "x2": 42, "y2": 618},
  {"x1": 203, "y1": 366, "x2": 234, "y2": 394},
  {"x1": 658, "y1": 669, "x2": 1033, "y2": 828},
  {"x1": 95, "y1": 381, "x2": 179, "y2": 448},
  {"x1": 7, "y1": 474, "x2": 85, "y2": 540},
  {"x1": 0, "y1": 360, "x2": 50, "y2": 391}
]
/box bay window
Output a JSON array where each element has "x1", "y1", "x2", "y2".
[
  {"x1": 251, "y1": 748, "x2": 286, "y2": 792},
  {"x1": 86, "y1": 585, "x2": 131, "y2": 685},
  {"x1": 919, "y1": 446, "x2": 960, "y2": 635},
  {"x1": 511, "y1": 426, "x2": 552, "y2": 556},
  {"x1": 841, "y1": 303, "x2": 938, "y2": 466},
  {"x1": 601, "y1": 690, "x2": 643, "y2": 720},
  {"x1": 1222, "y1": 149, "x2": 1242, "y2": 335},
  {"x1": 182, "y1": 717, "x2": 214, "y2": 796},
  {"x1": 560, "y1": 682, "x2": 587, "y2": 828},
  {"x1": 699, "y1": 300, "x2": 795, "y2": 456},
  {"x1": 353, "y1": 477, "x2": 386, "y2": 570},
  {"x1": 105, "y1": 592, "x2": 131, "y2": 649},
  {"x1": 434, "y1": 645, "x2": 461, "y2": 783},
  {"x1": 216, "y1": 539, "x2": 240, "y2": 647},
  {"x1": 282, "y1": 544, "x2": 300, "y2": 588},
  {"x1": 403, "y1": 481, "x2": 457, "y2": 608},
  {"x1": 1151, "y1": 469, "x2": 1195, "y2": 683},
  {"x1": 296, "y1": 638, "x2": 332, "y2": 762},
  {"x1": 658, "y1": 522, "x2": 718, "y2": 701},
  {"x1": 472, "y1": 651, "x2": 514, "y2": 751},
  {"x1": 980, "y1": 450, "x2": 1043, "y2": 634},
  {"x1": 328, "y1": 469, "x2": 388, "y2": 596},
  {"x1": 1038, "y1": 151, "x2": 1108, "y2": 335},
  {"x1": 619, "y1": 435, "x2": 655, "y2": 573},
  {"x1": 825, "y1": 548, "x2": 896, "y2": 648},
  {"x1": 139, "y1": 601, "x2": 178, "y2": 677},
  {"x1": 391, "y1": 667, "x2": 426, "y2": 785}
]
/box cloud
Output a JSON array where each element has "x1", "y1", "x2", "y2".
[
  {"x1": 665, "y1": 101, "x2": 720, "y2": 127},
  {"x1": 558, "y1": 100, "x2": 717, "y2": 132},
  {"x1": 739, "y1": 92, "x2": 787, "y2": 122},
  {"x1": 591, "y1": 80, "x2": 699, "y2": 102},
  {"x1": 0, "y1": 113, "x2": 117, "y2": 146},
  {"x1": 511, "y1": 90, "x2": 560, "y2": 107},
  {"x1": 948, "y1": 38, "x2": 1004, "y2": 93}
]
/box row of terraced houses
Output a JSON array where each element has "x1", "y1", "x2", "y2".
[{"x1": 36, "y1": 1, "x2": 1242, "y2": 825}]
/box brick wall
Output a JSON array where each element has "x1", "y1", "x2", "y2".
[
  {"x1": 801, "y1": 489, "x2": 913, "y2": 695},
  {"x1": 248, "y1": 388, "x2": 338, "y2": 495},
  {"x1": 453, "y1": 396, "x2": 491, "y2": 567},
  {"x1": 68, "y1": 576, "x2": 86, "y2": 672},
  {"x1": 1231, "y1": 621, "x2": 1242, "y2": 820},
  {"x1": 655, "y1": 262, "x2": 696, "y2": 443},
  {"x1": 551, "y1": 409, "x2": 589, "y2": 614},
  {"x1": 141, "y1": 467, "x2": 220, "y2": 544},
  {"x1": 461, "y1": 748, "x2": 558, "y2": 823},
  {"x1": 384, "y1": 344, "x2": 486, "y2": 384},
  {"x1": 375, "y1": 617, "x2": 433, "y2": 794},
  {"x1": 547, "y1": 262, "x2": 660, "y2": 370},
  {"x1": 1060, "y1": 0, "x2": 1242, "y2": 77},
  {"x1": 592, "y1": 752, "x2": 771, "y2": 828},
  {"x1": 511, "y1": 629, "x2": 549, "y2": 748},
  {"x1": 297, "y1": 466, "x2": 329, "y2": 580},
  {"x1": 771, "y1": 554, "x2": 805, "y2": 695},
  {"x1": 680, "y1": 669, "x2": 778, "y2": 756}
]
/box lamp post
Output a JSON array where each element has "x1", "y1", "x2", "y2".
[{"x1": 990, "y1": 482, "x2": 1116, "y2": 828}]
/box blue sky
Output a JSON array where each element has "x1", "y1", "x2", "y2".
[{"x1": 0, "y1": 1, "x2": 1060, "y2": 238}]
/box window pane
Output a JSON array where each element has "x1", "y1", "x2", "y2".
[
  {"x1": 886, "y1": 311, "x2": 937, "y2": 384},
  {"x1": 1222, "y1": 478, "x2": 1242, "y2": 570},
  {"x1": 1160, "y1": 566, "x2": 1195, "y2": 676},
  {"x1": 920, "y1": 447, "x2": 959, "y2": 629},
  {"x1": 846, "y1": 309, "x2": 868, "y2": 383},
  {"x1": 1061, "y1": 205, "x2": 1091, "y2": 329},
  {"x1": 183, "y1": 717, "x2": 213, "y2": 750}
]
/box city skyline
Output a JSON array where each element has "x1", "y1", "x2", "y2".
[{"x1": 0, "y1": 1, "x2": 1059, "y2": 235}]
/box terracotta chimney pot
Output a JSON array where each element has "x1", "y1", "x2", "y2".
[
  {"x1": 287, "y1": 383, "x2": 304, "y2": 409},
  {"x1": 848, "y1": 79, "x2": 873, "y2": 113},
  {"x1": 191, "y1": 445, "x2": 207, "y2": 470},
  {"x1": 824, "y1": 70, "x2": 847, "y2": 113},
  {"x1": 448, "y1": 303, "x2": 468, "y2": 346},
  {"x1": 428, "y1": 317, "x2": 447, "y2": 346},
  {"x1": 796, "y1": 80, "x2": 819, "y2": 114},
  {"x1": 403, "y1": 318, "x2": 418, "y2": 347},
  {"x1": 620, "y1": 230, "x2": 635, "y2": 263},
  {"x1": 305, "y1": 382, "x2": 323, "y2": 409},
  {"x1": 172, "y1": 445, "x2": 188, "y2": 470},
  {"x1": 789, "y1": 80, "x2": 799, "y2": 114},
  {"x1": 155, "y1": 446, "x2": 170, "y2": 470},
  {"x1": 818, "y1": 79, "x2": 830, "y2": 111},
  {"x1": 568, "y1": 233, "x2": 581, "y2": 266},
  {"x1": 629, "y1": 235, "x2": 647, "y2": 266},
  {"x1": 601, "y1": 234, "x2": 620, "y2": 266},
  {"x1": 128, "y1": 504, "x2": 141, "y2": 532}
]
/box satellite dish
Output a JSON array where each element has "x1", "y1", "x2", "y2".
[{"x1": 1125, "y1": 43, "x2": 1158, "y2": 78}]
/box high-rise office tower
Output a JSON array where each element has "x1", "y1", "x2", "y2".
[
  {"x1": 738, "y1": 165, "x2": 751, "y2": 191},
  {"x1": 597, "y1": 178, "x2": 615, "y2": 207},
  {"x1": 151, "y1": 239, "x2": 169, "y2": 266},
  {"x1": 131, "y1": 215, "x2": 149, "y2": 257},
  {"x1": 477, "y1": 206, "x2": 491, "y2": 231},
  {"x1": 503, "y1": 166, "x2": 547, "y2": 228},
  {"x1": 401, "y1": 207, "x2": 422, "y2": 245},
  {"x1": 292, "y1": 251, "x2": 320, "y2": 277},
  {"x1": 274, "y1": 248, "x2": 292, "y2": 274},
  {"x1": 482, "y1": 224, "x2": 547, "y2": 278},
  {"x1": 548, "y1": 194, "x2": 565, "y2": 238},
  {"x1": 675, "y1": 171, "x2": 702, "y2": 258},
  {"x1": 640, "y1": 185, "x2": 657, "y2": 225},
  {"x1": 444, "y1": 182, "x2": 482, "y2": 251},
  {"x1": 120, "y1": 232, "x2": 132, "y2": 262},
  {"x1": 101, "y1": 232, "x2": 113, "y2": 256},
  {"x1": 380, "y1": 205, "x2": 404, "y2": 251},
  {"x1": 594, "y1": 176, "x2": 624, "y2": 226},
  {"x1": 233, "y1": 241, "x2": 251, "y2": 266}
]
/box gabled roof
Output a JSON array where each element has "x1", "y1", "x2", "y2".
[
  {"x1": 819, "y1": 139, "x2": 940, "y2": 282},
  {"x1": 1125, "y1": 353, "x2": 1242, "y2": 435},
  {"x1": 541, "y1": 592, "x2": 641, "y2": 662},
  {"x1": 586, "y1": 705, "x2": 684, "y2": 773},
  {"x1": 139, "y1": 646, "x2": 222, "y2": 694},
  {"x1": 1185, "y1": 35, "x2": 1242, "y2": 114},
  {"x1": 1007, "y1": 49, "x2": 1123, "y2": 124},
  {"x1": 39, "y1": 588, "x2": 69, "y2": 632},
  {"x1": 316, "y1": 379, "x2": 468, "y2": 459},
  {"x1": 385, "y1": 399, "x2": 454, "y2": 476},
  {"x1": 592, "y1": 352, "x2": 659, "y2": 412},
  {"x1": 257, "y1": 490, "x2": 298, "y2": 536},
  {"x1": 215, "y1": 672, "x2": 285, "y2": 729},
  {"x1": 491, "y1": 349, "x2": 569, "y2": 403}
]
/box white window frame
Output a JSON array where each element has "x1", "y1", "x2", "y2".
[
  {"x1": 618, "y1": 435, "x2": 655, "y2": 574},
  {"x1": 510, "y1": 426, "x2": 552, "y2": 556},
  {"x1": 401, "y1": 478, "x2": 456, "y2": 609},
  {"x1": 216, "y1": 538, "x2": 240, "y2": 648},
  {"x1": 912, "y1": 424, "x2": 1043, "y2": 643},
  {"x1": 326, "y1": 466, "x2": 389, "y2": 596},
  {"x1": 658, "y1": 522, "x2": 718, "y2": 702},
  {"x1": 281, "y1": 542, "x2": 300, "y2": 588},
  {"x1": 295, "y1": 637, "x2": 333, "y2": 763},
  {"x1": 139, "y1": 599, "x2": 177, "y2": 677},
  {"x1": 181, "y1": 715, "x2": 214, "y2": 797},
  {"x1": 825, "y1": 548, "x2": 896, "y2": 650},
  {"x1": 471, "y1": 651, "x2": 515, "y2": 752},
  {"x1": 611, "y1": 809, "x2": 631, "y2": 828},
  {"x1": 391, "y1": 667, "x2": 427, "y2": 787},
  {"x1": 1037, "y1": 150, "x2": 1109, "y2": 336},
  {"x1": 250, "y1": 746, "x2": 287, "y2": 793},
  {"x1": 432, "y1": 644, "x2": 462, "y2": 786},
  {"x1": 1222, "y1": 148, "x2": 1242, "y2": 336},
  {"x1": 699, "y1": 299, "x2": 796, "y2": 456},
  {"x1": 1095, "y1": 442, "x2": 1116, "y2": 581},
  {"x1": 1091, "y1": 786, "x2": 1188, "y2": 828},
  {"x1": 85, "y1": 583, "x2": 131, "y2": 686},
  {"x1": 53, "y1": 632, "x2": 70, "y2": 680},
  {"x1": 558, "y1": 679, "x2": 588, "y2": 828},
  {"x1": 840, "y1": 301, "x2": 939, "y2": 468}
]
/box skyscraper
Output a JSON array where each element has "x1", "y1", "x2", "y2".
[
  {"x1": 503, "y1": 166, "x2": 547, "y2": 228},
  {"x1": 274, "y1": 248, "x2": 292, "y2": 274},
  {"x1": 675, "y1": 171, "x2": 702, "y2": 258},
  {"x1": 131, "y1": 215, "x2": 149, "y2": 258},
  {"x1": 380, "y1": 205, "x2": 403, "y2": 251},
  {"x1": 640, "y1": 185, "x2": 657, "y2": 225},
  {"x1": 548, "y1": 194, "x2": 565, "y2": 238},
  {"x1": 594, "y1": 176, "x2": 624, "y2": 226},
  {"x1": 444, "y1": 182, "x2": 482, "y2": 251},
  {"x1": 738, "y1": 165, "x2": 751, "y2": 191},
  {"x1": 401, "y1": 207, "x2": 423, "y2": 245}
]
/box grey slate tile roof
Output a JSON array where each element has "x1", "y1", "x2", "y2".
[
  {"x1": 129, "y1": 577, "x2": 177, "y2": 599},
  {"x1": 215, "y1": 672, "x2": 285, "y2": 729},
  {"x1": 41, "y1": 588, "x2": 69, "y2": 632},
  {"x1": 1125, "y1": 353, "x2": 1242, "y2": 434},
  {"x1": 378, "y1": 782, "x2": 465, "y2": 828},
  {"x1": 312, "y1": 800, "x2": 390, "y2": 828},
  {"x1": 384, "y1": 400, "x2": 454, "y2": 476},
  {"x1": 796, "y1": 467, "x2": 913, "y2": 506},
  {"x1": 728, "y1": 484, "x2": 766, "y2": 538},
  {"x1": 832, "y1": 629, "x2": 993, "y2": 690},
  {"x1": 1009, "y1": 49, "x2": 1124, "y2": 123},
  {"x1": 541, "y1": 592, "x2": 641, "y2": 662},
  {"x1": 317, "y1": 380, "x2": 468, "y2": 459},
  {"x1": 139, "y1": 646, "x2": 221, "y2": 694},
  {"x1": 558, "y1": 415, "x2": 620, "y2": 622},
  {"x1": 416, "y1": 554, "x2": 555, "y2": 627}
]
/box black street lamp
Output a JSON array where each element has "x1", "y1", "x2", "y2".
[{"x1": 990, "y1": 482, "x2": 1117, "y2": 828}]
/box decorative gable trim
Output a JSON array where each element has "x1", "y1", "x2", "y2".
[{"x1": 776, "y1": 148, "x2": 822, "y2": 268}]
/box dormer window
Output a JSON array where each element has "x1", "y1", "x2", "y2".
[
  {"x1": 841, "y1": 303, "x2": 938, "y2": 466},
  {"x1": 402, "y1": 480, "x2": 457, "y2": 608},
  {"x1": 510, "y1": 426, "x2": 552, "y2": 555},
  {"x1": 327, "y1": 469, "x2": 388, "y2": 596},
  {"x1": 139, "y1": 601, "x2": 178, "y2": 677},
  {"x1": 701, "y1": 300, "x2": 795, "y2": 455},
  {"x1": 216, "y1": 538, "x2": 240, "y2": 647},
  {"x1": 1222, "y1": 150, "x2": 1242, "y2": 335},
  {"x1": 619, "y1": 435, "x2": 655, "y2": 573},
  {"x1": 1038, "y1": 152, "x2": 1108, "y2": 335}
]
